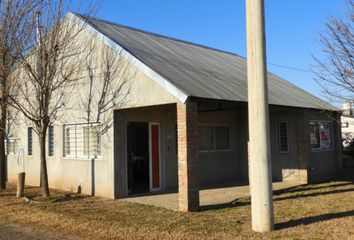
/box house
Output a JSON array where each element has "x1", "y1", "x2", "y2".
[
  {"x1": 7, "y1": 13, "x2": 343, "y2": 211},
  {"x1": 341, "y1": 102, "x2": 354, "y2": 145}
]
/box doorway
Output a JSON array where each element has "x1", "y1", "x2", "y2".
[
  {"x1": 127, "y1": 122, "x2": 162, "y2": 195},
  {"x1": 127, "y1": 122, "x2": 150, "y2": 195}
]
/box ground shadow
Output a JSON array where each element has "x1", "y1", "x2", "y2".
[
  {"x1": 276, "y1": 210, "x2": 354, "y2": 230},
  {"x1": 51, "y1": 194, "x2": 84, "y2": 203},
  {"x1": 274, "y1": 188, "x2": 354, "y2": 202},
  {"x1": 0, "y1": 193, "x2": 16, "y2": 197},
  {"x1": 199, "y1": 199, "x2": 251, "y2": 211},
  {"x1": 125, "y1": 189, "x2": 178, "y2": 198},
  {"x1": 199, "y1": 181, "x2": 249, "y2": 190},
  {"x1": 273, "y1": 182, "x2": 352, "y2": 196},
  {"x1": 200, "y1": 185, "x2": 354, "y2": 211}
]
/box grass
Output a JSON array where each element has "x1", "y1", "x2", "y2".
[{"x1": 0, "y1": 181, "x2": 353, "y2": 239}]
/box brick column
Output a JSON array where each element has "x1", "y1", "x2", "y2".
[
  {"x1": 296, "y1": 110, "x2": 310, "y2": 184},
  {"x1": 177, "y1": 100, "x2": 199, "y2": 211}
]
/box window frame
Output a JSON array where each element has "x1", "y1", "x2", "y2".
[
  {"x1": 197, "y1": 124, "x2": 232, "y2": 153},
  {"x1": 276, "y1": 121, "x2": 290, "y2": 153},
  {"x1": 310, "y1": 120, "x2": 333, "y2": 152},
  {"x1": 63, "y1": 122, "x2": 102, "y2": 160}
]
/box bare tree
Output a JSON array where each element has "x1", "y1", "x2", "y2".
[
  {"x1": 0, "y1": 0, "x2": 38, "y2": 190},
  {"x1": 74, "y1": 36, "x2": 134, "y2": 196},
  {"x1": 10, "y1": 0, "x2": 97, "y2": 197},
  {"x1": 313, "y1": 0, "x2": 354, "y2": 104},
  {"x1": 82, "y1": 43, "x2": 135, "y2": 138}
]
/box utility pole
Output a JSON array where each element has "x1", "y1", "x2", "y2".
[
  {"x1": 36, "y1": 11, "x2": 42, "y2": 50},
  {"x1": 246, "y1": 0, "x2": 274, "y2": 232}
]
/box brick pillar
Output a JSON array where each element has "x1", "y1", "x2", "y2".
[
  {"x1": 333, "y1": 112, "x2": 343, "y2": 176},
  {"x1": 177, "y1": 100, "x2": 199, "y2": 211},
  {"x1": 296, "y1": 110, "x2": 310, "y2": 184}
]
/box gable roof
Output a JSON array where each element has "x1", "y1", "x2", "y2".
[{"x1": 73, "y1": 13, "x2": 337, "y2": 111}]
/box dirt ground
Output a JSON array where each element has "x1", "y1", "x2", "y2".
[
  {"x1": 0, "y1": 221, "x2": 78, "y2": 240},
  {"x1": 0, "y1": 181, "x2": 353, "y2": 240}
]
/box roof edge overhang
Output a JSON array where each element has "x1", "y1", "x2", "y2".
[
  {"x1": 188, "y1": 96, "x2": 339, "y2": 112},
  {"x1": 67, "y1": 12, "x2": 189, "y2": 103}
]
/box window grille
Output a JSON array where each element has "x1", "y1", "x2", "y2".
[{"x1": 63, "y1": 123, "x2": 101, "y2": 158}]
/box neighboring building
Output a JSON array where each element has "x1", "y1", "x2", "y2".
[
  {"x1": 7, "y1": 13, "x2": 343, "y2": 210},
  {"x1": 341, "y1": 102, "x2": 354, "y2": 145}
]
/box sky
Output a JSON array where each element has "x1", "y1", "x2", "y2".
[{"x1": 90, "y1": 0, "x2": 349, "y2": 101}]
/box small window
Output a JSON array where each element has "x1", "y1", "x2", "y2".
[
  {"x1": 310, "y1": 121, "x2": 332, "y2": 151},
  {"x1": 63, "y1": 123, "x2": 101, "y2": 158},
  {"x1": 198, "y1": 125, "x2": 231, "y2": 151},
  {"x1": 5, "y1": 138, "x2": 19, "y2": 155},
  {"x1": 277, "y1": 122, "x2": 289, "y2": 152},
  {"x1": 48, "y1": 125, "x2": 54, "y2": 156},
  {"x1": 28, "y1": 127, "x2": 33, "y2": 156}
]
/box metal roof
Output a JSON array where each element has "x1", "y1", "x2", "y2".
[{"x1": 77, "y1": 14, "x2": 337, "y2": 111}]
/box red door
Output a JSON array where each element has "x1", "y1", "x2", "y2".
[{"x1": 150, "y1": 124, "x2": 160, "y2": 190}]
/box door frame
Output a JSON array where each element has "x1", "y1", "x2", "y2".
[{"x1": 149, "y1": 122, "x2": 162, "y2": 192}]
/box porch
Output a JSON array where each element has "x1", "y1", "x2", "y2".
[
  {"x1": 112, "y1": 99, "x2": 336, "y2": 211},
  {"x1": 122, "y1": 181, "x2": 301, "y2": 211}
]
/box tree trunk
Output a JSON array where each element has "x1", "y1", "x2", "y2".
[
  {"x1": 0, "y1": 104, "x2": 7, "y2": 190},
  {"x1": 39, "y1": 131, "x2": 50, "y2": 197},
  {"x1": 16, "y1": 172, "x2": 25, "y2": 198}
]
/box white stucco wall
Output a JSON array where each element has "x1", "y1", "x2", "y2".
[
  {"x1": 341, "y1": 115, "x2": 354, "y2": 141},
  {"x1": 7, "y1": 22, "x2": 178, "y2": 198}
]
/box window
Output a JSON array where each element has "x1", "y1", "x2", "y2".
[
  {"x1": 341, "y1": 121, "x2": 349, "y2": 128},
  {"x1": 310, "y1": 121, "x2": 332, "y2": 151},
  {"x1": 28, "y1": 127, "x2": 33, "y2": 156},
  {"x1": 63, "y1": 123, "x2": 101, "y2": 158},
  {"x1": 277, "y1": 122, "x2": 289, "y2": 152},
  {"x1": 198, "y1": 125, "x2": 231, "y2": 151},
  {"x1": 5, "y1": 138, "x2": 19, "y2": 155},
  {"x1": 83, "y1": 126, "x2": 101, "y2": 156},
  {"x1": 48, "y1": 125, "x2": 54, "y2": 156}
]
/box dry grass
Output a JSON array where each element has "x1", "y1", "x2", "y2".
[{"x1": 0, "y1": 181, "x2": 353, "y2": 240}]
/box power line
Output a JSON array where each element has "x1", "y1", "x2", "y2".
[
  {"x1": 238, "y1": 55, "x2": 313, "y2": 73},
  {"x1": 267, "y1": 62, "x2": 312, "y2": 73}
]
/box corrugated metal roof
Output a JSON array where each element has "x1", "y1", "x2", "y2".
[{"x1": 77, "y1": 14, "x2": 337, "y2": 111}]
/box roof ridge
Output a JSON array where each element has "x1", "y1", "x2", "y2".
[{"x1": 73, "y1": 12, "x2": 246, "y2": 59}]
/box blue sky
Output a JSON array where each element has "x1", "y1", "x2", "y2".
[{"x1": 92, "y1": 0, "x2": 348, "y2": 100}]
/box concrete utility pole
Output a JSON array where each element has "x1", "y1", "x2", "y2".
[{"x1": 245, "y1": 0, "x2": 274, "y2": 232}]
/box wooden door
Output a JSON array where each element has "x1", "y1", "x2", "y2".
[{"x1": 150, "y1": 123, "x2": 161, "y2": 191}]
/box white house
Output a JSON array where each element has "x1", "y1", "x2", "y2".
[{"x1": 6, "y1": 13, "x2": 343, "y2": 212}]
